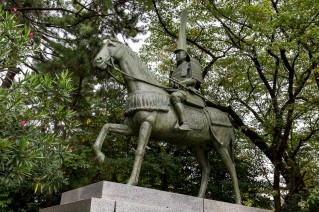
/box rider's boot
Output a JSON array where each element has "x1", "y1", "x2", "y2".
[{"x1": 174, "y1": 103, "x2": 192, "y2": 131}]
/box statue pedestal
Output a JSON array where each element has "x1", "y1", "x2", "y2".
[{"x1": 40, "y1": 181, "x2": 270, "y2": 212}]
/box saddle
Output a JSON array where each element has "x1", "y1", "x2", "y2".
[
  {"x1": 184, "y1": 90, "x2": 205, "y2": 108},
  {"x1": 165, "y1": 88, "x2": 206, "y2": 108},
  {"x1": 182, "y1": 106, "x2": 233, "y2": 130}
]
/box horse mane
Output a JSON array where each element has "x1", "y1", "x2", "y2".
[{"x1": 121, "y1": 44, "x2": 161, "y2": 86}]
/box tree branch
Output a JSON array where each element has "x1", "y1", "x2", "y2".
[
  {"x1": 280, "y1": 49, "x2": 295, "y2": 113},
  {"x1": 152, "y1": 0, "x2": 219, "y2": 59},
  {"x1": 294, "y1": 50, "x2": 317, "y2": 97},
  {"x1": 267, "y1": 49, "x2": 280, "y2": 93},
  {"x1": 281, "y1": 109, "x2": 294, "y2": 156},
  {"x1": 292, "y1": 128, "x2": 319, "y2": 158},
  {"x1": 209, "y1": 0, "x2": 252, "y2": 29},
  {"x1": 249, "y1": 54, "x2": 276, "y2": 99},
  {"x1": 71, "y1": 76, "x2": 84, "y2": 109},
  {"x1": 15, "y1": 7, "x2": 78, "y2": 15},
  {"x1": 23, "y1": 62, "x2": 39, "y2": 73},
  {"x1": 271, "y1": 0, "x2": 279, "y2": 13},
  {"x1": 315, "y1": 69, "x2": 319, "y2": 90},
  {"x1": 202, "y1": 58, "x2": 217, "y2": 78},
  {"x1": 237, "y1": 98, "x2": 264, "y2": 124},
  {"x1": 1, "y1": 67, "x2": 21, "y2": 88}
]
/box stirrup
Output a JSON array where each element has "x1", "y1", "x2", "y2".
[{"x1": 179, "y1": 123, "x2": 192, "y2": 131}]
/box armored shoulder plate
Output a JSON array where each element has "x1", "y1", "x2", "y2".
[
  {"x1": 189, "y1": 58, "x2": 203, "y2": 83},
  {"x1": 171, "y1": 62, "x2": 190, "y2": 80}
]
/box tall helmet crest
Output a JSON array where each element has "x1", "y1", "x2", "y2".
[{"x1": 174, "y1": 10, "x2": 188, "y2": 53}]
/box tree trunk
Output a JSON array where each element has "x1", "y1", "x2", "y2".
[
  {"x1": 315, "y1": 69, "x2": 319, "y2": 90},
  {"x1": 281, "y1": 159, "x2": 307, "y2": 211},
  {"x1": 274, "y1": 163, "x2": 282, "y2": 211},
  {"x1": 1, "y1": 67, "x2": 21, "y2": 88}
]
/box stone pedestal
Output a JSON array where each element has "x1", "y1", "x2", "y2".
[{"x1": 40, "y1": 181, "x2": 271, "y2": 212}]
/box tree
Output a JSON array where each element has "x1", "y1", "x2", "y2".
[
  {"x1": 0, "y1": 5, "x2": 36, "y2": 88},
  {"x1": 2, "y1": 0, "x2": 148, "y2": 82},
  {"x1": 140, "y1": 0, "x2": 319, "y2": 211},
  {"x1": 2, "y1": 0, "x2": 318, "y2": 211},
  {"x1": 0, "y1": 6, "x2": 76, "y2": 210}
]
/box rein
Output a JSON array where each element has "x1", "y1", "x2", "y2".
[
  {"x1": 104, "y1": 43, "x2": 218, "y2": 106},
  {"x1": 105, "y1": 58, "x2": 126, "y2": 86},
  {"x1": 111, "y1": 60, "x2": 169, "y2": 89},
  {"x1": 108, "y1": 44, "x2": 169, "y2": 90}
]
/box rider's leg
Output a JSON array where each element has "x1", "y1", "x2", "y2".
[{"x1": 171, "y1": 93, "x2": 191, "y2": 131}]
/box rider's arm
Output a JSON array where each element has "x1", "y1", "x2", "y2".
[{"x1": 179, "y1": 78, "x2": 197, "y2": 86}]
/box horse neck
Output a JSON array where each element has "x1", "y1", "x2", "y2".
[{"x1": 117, "y1": 49, "x2": 163, "y2": 94}]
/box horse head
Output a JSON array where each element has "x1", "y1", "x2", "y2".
[
  {"x1": 93, "y1": 39, "x2": 125, "y2": 69},
  {"x1": 94, "y1": 37, "x2": 164, "y2": 92}
]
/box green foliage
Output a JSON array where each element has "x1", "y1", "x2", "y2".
[
  {"x1": 303, "y1": 183, "x2": 319, "y2": 210},
  {"x1": 0, "y1": 5, "x2": 36, "y2": 68},
  {"x1": 0, "y1": 71, "x2": 76, "y2": 210},
  {"x1": 1, "y1": 0, "x2": 151, "y2": 210},
  {"x1": 1, "y1": 0, "x2": 318, "y2": 211}
]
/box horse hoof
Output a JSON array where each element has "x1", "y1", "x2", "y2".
[
  {"x1": 127, "y1": 179, "x2": 138, "y2": 186},
  {"x1": 197, "y1": 193, "x2": 205, "y2": 198},
  {"x1": 97, "y1": 152, "x2": 105, "y2": 164}
]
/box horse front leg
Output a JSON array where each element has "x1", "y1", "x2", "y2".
[
  {"x1": 93, "y1": 123, "x2": 133, "y2": 164},
  {"x1": 128, "y1": 120, "x2": 152, "y2": 186}
]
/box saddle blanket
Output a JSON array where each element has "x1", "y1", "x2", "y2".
[{"x1": 183, "y1": 106, "x2": 233, "y2": 130}]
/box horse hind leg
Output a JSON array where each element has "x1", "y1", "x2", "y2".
[
  {"x1": 93, "y1": 124, "x2": 133, "y2": 164},
  {"x1": 191, "y1": 147, "x2": 211, "y2": 198},
  {"x1": 214, "y1": 143, "x2": 242, "y2": 204}
]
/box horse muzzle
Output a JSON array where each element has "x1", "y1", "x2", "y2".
[{"x1": 93, "y1": 57, "x2": 110, "y2": 69}]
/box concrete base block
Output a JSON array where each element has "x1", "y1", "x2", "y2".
[
  {"x1": 40, "y1": 181, "x2": 271, "y2": 212},
  {"x1": 204, "y1": 199, "x2": 271, "y2": 212},
  {"x1": 60, "y1": 181, "x2": 202, "y2": 212},
  {"x1": 40, "y1": 198, "x2": 115, "y2": 212}
]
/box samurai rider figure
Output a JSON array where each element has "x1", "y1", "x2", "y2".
[{"x1": 169, "y1": 10, "x2": 203, "y2": 131}]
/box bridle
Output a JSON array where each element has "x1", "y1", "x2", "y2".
[{"x1": 103, "y1": 41, "x2": 169, "y2": 89}]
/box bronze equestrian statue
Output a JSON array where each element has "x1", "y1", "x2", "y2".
[{"x1": 93, "y1": 10, "x2": 242, "y2": 204}]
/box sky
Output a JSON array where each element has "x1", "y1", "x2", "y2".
[{"x1": 117, "y1": 32, "x2": 150, "y2": 53}]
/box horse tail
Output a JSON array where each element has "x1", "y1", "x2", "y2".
[{"x1": 229, "y1": 129, "x2": 235, "y2": 162}]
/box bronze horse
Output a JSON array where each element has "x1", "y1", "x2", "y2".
[{"x1": 93, "y1": 39, "x2": 242, "y2": 204}]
